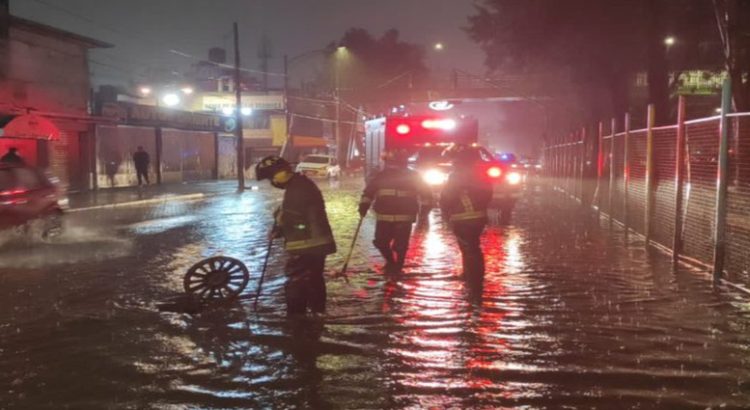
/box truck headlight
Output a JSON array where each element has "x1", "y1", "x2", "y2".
[
  {"x1": 506, "y1": 172, "x2": 522, "y2": 185},
  {"x1": 423, "y1": 168, "x2": 448, "y2": 186}
]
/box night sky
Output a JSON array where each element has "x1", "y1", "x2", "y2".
[{"x1": 11, "y1": 0, "x2": 486, "y2": 87}]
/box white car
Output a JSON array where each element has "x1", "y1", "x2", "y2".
[{"x1": 296, "y1": 154, "x2": 341, "y2": 179}]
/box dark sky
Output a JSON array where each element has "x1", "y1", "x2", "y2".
[{"x1": 11, "y1": 0, "x2": 486, "y2": 87}]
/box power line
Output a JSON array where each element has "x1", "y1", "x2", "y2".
[{"x1": 29, "y1": 0, "x2": 287, "y2": 79}]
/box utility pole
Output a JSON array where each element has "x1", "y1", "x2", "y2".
[
  {"x1": 1, "y1": 0, "x2": 9, "y2": 81},
  {"x1": 233, "y1": 22, "x2": 245, "y2": 192},
  {"x1": 283, "y1": 54, "x2": 290, "y2": 159},
  {"x1": 334, "y1": 55, "x2": 345, "y2": 164}
]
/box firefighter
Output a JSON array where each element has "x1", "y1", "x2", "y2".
[
  {"x1": 359, "y1": 149, "x2": 432, "y2": 274},
  {"x1": 255, "y1": 155, "x2": 337, "y2": 315},
  {"x1": 440, "y1": 146, "x2": 493, "y2": 287}
]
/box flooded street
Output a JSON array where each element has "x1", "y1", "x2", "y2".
[{"x1": 1, "y1": 179, "x2": 749, "y2": 409}]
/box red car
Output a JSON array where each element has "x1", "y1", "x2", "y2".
[{"x1": 0, "y1": 163, "x2": 66, "y2": 238}]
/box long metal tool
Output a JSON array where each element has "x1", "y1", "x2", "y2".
[
  {"x1": 336, "y1": 216, "x2": 364, "y2": 282},
  {"x1": 253, "y1": 227, "x2": 276, "y2": 311}
]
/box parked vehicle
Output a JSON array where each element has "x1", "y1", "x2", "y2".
[
  {"x1": 295, "y1": 154, "x2": 342, "y2": 179},
  {"x1": 0, "y1": 163, "x2": 67, "y2": 239}
]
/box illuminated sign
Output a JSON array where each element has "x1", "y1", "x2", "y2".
[
  {"x1": 201, "y1": 94, "x2": 284, "y2": 112},
  {"x1": 101, "y1": 102, "x2": 224, "y2": 132},
  {"x1": 428, "y1": 100, "x2": 455, "y2": 111}
]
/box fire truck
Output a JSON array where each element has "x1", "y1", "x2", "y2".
[
  {"x1": 364, "y1": 114, "x2": 478, "y2": 177},
  {"x1": 364, "y1": 114, "x2": 523, "y2": 222}
]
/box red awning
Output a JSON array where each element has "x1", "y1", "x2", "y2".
[
  {"x1": 292, "y1": 135, "x2": 328, "y2": 148},
  {"x1": 0, "y1": 114, "x2": 61, "y2": 140}
]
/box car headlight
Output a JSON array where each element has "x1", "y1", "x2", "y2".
[
  {"x1": 423, "y1": 168, "x2": 448, "y2": 186},
  {"x1": 506, "y1": 172, "x2": 522, "y2": 185}
]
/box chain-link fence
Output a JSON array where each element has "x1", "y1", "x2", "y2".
[{"x1": 543, "y1": 94, "x2": 750, "y2": 288}]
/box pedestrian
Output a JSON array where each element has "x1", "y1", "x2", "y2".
[
  {"x1": 255, "y1": 155, "x2": 337, "y2": 316},
  {"x1": 133, "y1": 146, "x2": 150, "y2": 186},
  {"x1": 440, "y1": 145, "x2": 493, "y2": 288},
  {"x1": 358, "y1": 149, "x2": 433, "y2": 274},
  {"x1": 1, "y1": 147, "x2": 24, "y2": 164}
]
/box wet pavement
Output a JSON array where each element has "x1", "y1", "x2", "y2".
[{"x1": 1, "y1": 178, "x2": 749, "y2": 409}]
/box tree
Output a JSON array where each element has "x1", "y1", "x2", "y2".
[
  {"x1": 335, "y1": 28, "x2": 427, "y2": 104},
  {"x1": 467, "y1": 1, "x2": 648, "y2": 124},
  {"x1": 713, "y1": 0, "x2": 750, "y2": 110},
  {"x1": 466, "y1": 1, "x2": 721, "y2": 125}
]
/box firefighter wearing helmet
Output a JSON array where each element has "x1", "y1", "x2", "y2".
[
  {"x1": 439, "y1": 145, "x2": 493, "y2": 290},
  {"x1": 255, "y1": 155, "x2": 336, "y2": 315},
  {"x1": 358, "y1": 149, "x2": 433, "y2": 274}
]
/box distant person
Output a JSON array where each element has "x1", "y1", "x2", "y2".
[
  {"x1": 358, "y1": 149, "x2": 433, "y2": 274},
  {"x1": 440, "y1": 145, "x2": 493, "y2": 290},
  {"x1": 1, "y1": 147, "x2": 24, "y2": 164},
  {"x1": 133, "y1": 146, "x2": 150, "y2": 186}
]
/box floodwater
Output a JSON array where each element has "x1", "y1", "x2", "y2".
[{"x1": 1, "y1": 179, "x2": 749, "y2": 409}]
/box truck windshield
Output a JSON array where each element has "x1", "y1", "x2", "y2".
[
  {"x1": 412, "y1": 147, "x2": 445, "y2": 164},
  {"x1": 303, "y1": 156, "x2": 330, "y2": 164}
]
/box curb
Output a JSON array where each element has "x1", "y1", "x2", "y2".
[{"x1": 68, "y1": 193, "x2": 210, "y2": 213}]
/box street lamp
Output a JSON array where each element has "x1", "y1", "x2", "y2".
[
  {"x1": 161, "y1": 93, "x2": 181, "y2": 107},
  {"x1": 139, "y1": 86, "x2": 152, "y2": 96},
  {"x1": 283, "y1": 47, "x2": 349, "y2": 162},
  {"x1": 664, "y1": 36, "x2": 675, "y2": 47},
  {"x1": 434, "y1": 42, "x2": 444, "y2": 51}
]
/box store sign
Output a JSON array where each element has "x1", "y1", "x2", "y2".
[
  {"x1": 102, "y1": 102, "x2": 225, "y2": 132},
  {"x1": 202, "y1": 94, "x2": 285, "y2": 112}
]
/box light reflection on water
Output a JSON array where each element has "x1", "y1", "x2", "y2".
[{"x1": 1, "y1": 181, "x2": 749, "y2": 409}]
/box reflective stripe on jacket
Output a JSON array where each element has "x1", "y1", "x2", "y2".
[
  {"x1": 360, "y1": 167, "x2": 432, "y2": 220},
  {"x1": 440, "y1": 168, "x2": 493, "y2": 225},
  {"x1": 279, "y1": 173, "x2": 337, "y2": 255}
]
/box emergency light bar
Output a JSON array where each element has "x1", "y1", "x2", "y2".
[{"x1": 421, "y1": 118, "x2": 457, "y2": 131}]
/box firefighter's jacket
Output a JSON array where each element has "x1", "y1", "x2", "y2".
[
  {"x1": 360, "y1": 167, "x2": 433, "y2": 223},
  {"x1": 277, "y1": 173, "x2": 337, "y2": 255},
  {"x1": 440, "y1": 168, "x2": 493, "y2": 224}
]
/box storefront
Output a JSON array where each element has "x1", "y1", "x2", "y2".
[
  {"x1": 97, "y1": 102, "x2": 236, "y2": 188},
  {"x1": 0, "y1": 114, "x2": 60, "y2": 167}
]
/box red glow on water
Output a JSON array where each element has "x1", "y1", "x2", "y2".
[{"x1": 0, "y1": 189, "x2": 27, "y2": 196}]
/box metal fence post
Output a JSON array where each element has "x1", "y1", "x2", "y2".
[
  {"x1": 673, "y1": 96, "x2": 687, "y2": 265},
  {"x1": 596, "y1": 121, "x2": 604, "y2": 218},
  {"x1": 623, "y1": 113, "x2": 631, "y2": 239},
  {"x1": 713, "y1": 79, "x2": 732, "y2": 283},
  {"x1": 155, "y1": 126, "x2": 163, "y2": 185},
  {"x1": 608, "y1": 118, "x2": 617, "y2": 229},
  {"x1": 566, "y1": 133, "x2": 572, "y2": 194},
  {"x1": 579, "y1": 127, "x2": 587, "y2": 205},
  {"x1": 645, "y1": 104, "x2": 656, "y2": 247}
]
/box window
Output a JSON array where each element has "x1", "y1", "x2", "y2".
[
  {"x1": 477, "y1": 147, "x2": 495, "y2": 162},
  {"x1": 304, "y1": 155, "x2": 331, "y2": 164}
]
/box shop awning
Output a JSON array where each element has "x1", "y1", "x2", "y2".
[
  {"x1": 292, "y1": 135, "x2": 328, "y2": 148},
  {"x1": 0, "y1": 114, "x2": 61, "y2": 140}
]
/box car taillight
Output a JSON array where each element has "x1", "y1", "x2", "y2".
[
  {"x1": 487, "y1": 166, "x2": 502, "y2": 178},
  {"x1": 396, "y1": 124, "x2": 411, "y2": 135}
]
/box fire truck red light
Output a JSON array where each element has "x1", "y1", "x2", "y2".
[{"x1": 396, "y1": 124, "x2": 411, "y2": 135}]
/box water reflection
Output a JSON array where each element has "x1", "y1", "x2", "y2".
[{"x1": 3, "y1": 183, "x2": 750, "y2": 409}]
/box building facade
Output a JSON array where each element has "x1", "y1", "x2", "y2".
[{"x1": 0, "y1": 8, "x2": 110, "y2": 191}]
